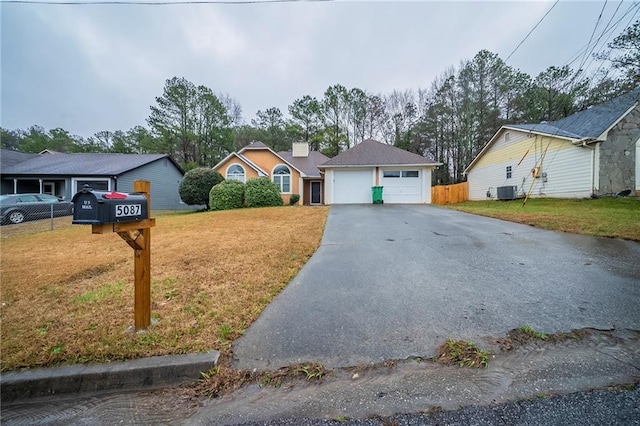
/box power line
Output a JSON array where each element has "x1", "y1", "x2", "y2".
[
  {"x1": 505, "y1": 0, "x2": 560, "y2": 64},
  {"x1": 1, "y1": 0, "x2": 332, "y2": 4},
  {"x1": 576, "y1": 0, "x2": 608, "y2": 72},
  {"x1": 575, "y1": 3, "x2": 639, "y2": 91}
]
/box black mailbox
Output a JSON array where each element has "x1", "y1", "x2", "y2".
[{"x1": 72, "y1": 186, "x2": 148, "y2": 225}]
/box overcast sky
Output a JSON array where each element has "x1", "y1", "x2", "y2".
[{"x1": 1, "y1": 0, "x2": 637, "y2": 138}]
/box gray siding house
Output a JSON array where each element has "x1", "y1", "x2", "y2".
[{"x1": 1, "y1": 150, "x2": 189, "y2": 210}]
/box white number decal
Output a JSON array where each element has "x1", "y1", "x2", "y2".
[{"x1": 115, "y1": 204, "x2": 142, "y2": 217}]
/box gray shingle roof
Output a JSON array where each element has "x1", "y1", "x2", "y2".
[
  {"x1": 507, "y1": 86, "x2": 640, "y2": 140},
  {"x1": 506, "y1": 123, "x2": 582, "y2": 139},
  {"x1": 320, "y1": 139, "x2": 439, "y2": 167},
  {"x1": 551, "y1": 86, "x2": 640, "y2": 139},
  {"x1": 276, "y1": 151, "x2": 329, "y2": 178},
  {"x1": 241, "y1": 141, "x2": 269, "y2": 150},
  {"x1": 1, "y1": 149, "x2": 39, "y2": 168},
  {"x1": 1, "y1": 152, "x2": 180, "y2": 176}
]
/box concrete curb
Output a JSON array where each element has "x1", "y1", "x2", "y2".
[{"x1": 0, "y1": 351, "x2": 219, "y2": 402}]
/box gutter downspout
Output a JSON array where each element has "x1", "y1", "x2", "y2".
[{"x1": 578, "y1": 139, "x2": 597, "y2": 197}]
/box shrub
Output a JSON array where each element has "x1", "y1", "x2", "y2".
[
  {"x1": 245, "y1": 178, "x2": 283, "y2": 208},
  {"x1": 179, "y1": 168, "x2": 224, "y2": 210},
  {"x1": 210, "y1": 180, "x2": 245, "y2": 210},
  {"x1": 289, "y1": 194, "x2": 300, "y2": 205}
]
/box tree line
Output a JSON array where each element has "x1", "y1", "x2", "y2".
[{"x1": 2, "y1": 21, "x2": 638, "y2": 183}]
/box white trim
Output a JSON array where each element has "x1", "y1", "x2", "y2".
[
  {"x1": 212, "y1": 152, "x2": 267, "y2": 176},
  {"x1": 272, "y1": 164, "x2": 292, "y2": 194},
  {"x1": 320, "y1": 163, "x2": 439, "y2": 169},
  {"x1": 310, "y1": 180, "x2": 322, "y2": 205},
  {"x1": 225, "y1": 163, "x2": 246, "y2": 183}
]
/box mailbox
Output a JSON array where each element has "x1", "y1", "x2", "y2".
[{"x1": 72, "y1": 186, "x2": 148, "y2": 224}]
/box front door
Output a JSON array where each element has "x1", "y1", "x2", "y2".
[{"x1": 311, "y1": 181, "x2": 322, "y2": 204}]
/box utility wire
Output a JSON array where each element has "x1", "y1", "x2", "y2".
[
  {"x1": 549, "y1": 1, "x2": 638, "y2": 96},
  {"x1": 579, "y1": 4, "x2": 639, "y2": 91},
  {"x1": 576, "y1": 0, "x2": 608, "y2": 73},
  {"x1": 504, "y1": 0, "x2": 559, "y2": 63}
]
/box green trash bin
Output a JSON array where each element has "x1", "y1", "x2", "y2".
[{"x1": 372, "y1": 186, "x2": 384, "y2": 204}]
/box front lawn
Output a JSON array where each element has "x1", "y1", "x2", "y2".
[
  {"x1": 0, "y1": 206, "x2": 329, "y2": 371},
  {"x1": 445, "y1": 197, "x2": 640, "y2": 241}
]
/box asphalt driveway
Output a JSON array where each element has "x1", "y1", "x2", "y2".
[{"x1": 232, "y1": 205, "x2": 640, "y2": 369}]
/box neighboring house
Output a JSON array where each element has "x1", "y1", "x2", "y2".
[
  {"x1": 212, "y1": 141, "x2": 329, "y2": 205},
  {"x1": 319, "y1": 139, "x2": 441, "y2": 204},
  {"x1": 0, "y1": 150, "x2": 188, "y2": 210},
  {"x1": 464, "y1": 86, "x2": 640, "y2": 200}
]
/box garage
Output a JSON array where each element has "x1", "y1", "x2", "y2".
[
  {"x1": 320, "y1": 139, "x2": 440, "y2": 205},
  {"x1": 332, "y1": 169, "x2": 373, "y2": 204},
  {"x1": 381, "y1": 170, "x2": 422, "y2": 204}
]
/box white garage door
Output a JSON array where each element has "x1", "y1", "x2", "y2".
[
  {"x1": 381, "y1": 170, "x2": 422, "y2": 204},
  {"x1": 333, "y1": 169, "x2": 373, "y2": 204}
]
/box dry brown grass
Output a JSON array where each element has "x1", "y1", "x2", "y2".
[{"x1": 0, "y1": 206, "x2": 329, "y2": 371}]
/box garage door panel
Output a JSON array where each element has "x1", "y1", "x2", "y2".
[
  {"x1": 333, "y1": 170, "x2": 372, "y2": 204},
  {"x1": 381, "y1": 173, "x2": 422, "y2": 204}
]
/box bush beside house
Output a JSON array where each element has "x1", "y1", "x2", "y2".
[
  {"x1": 245, "y1": 178, "x2": 283, "y2": 208},
  {"x1": 210, "y1": 180, "x2": 245, "y2": 210},
  {"x1": 179, "y1": 168, "x2": 224, "y2": 210}
]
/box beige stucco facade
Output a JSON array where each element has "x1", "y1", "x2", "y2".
[{"x1": 213, "y1": 149, "x2": 302, "y2": 205}]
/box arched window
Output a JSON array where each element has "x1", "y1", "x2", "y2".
[
  {"x1": 272, "y1": 165, "x2": 291, "y2": 193},
  {"x1": 226, "y1": 164, "x2": 245, "y2": 183}
]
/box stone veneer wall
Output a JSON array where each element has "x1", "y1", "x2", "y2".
[{"x1": 598, "y1": 105, "x2": 640, "y2": 196}]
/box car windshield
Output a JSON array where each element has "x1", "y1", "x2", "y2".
[
  {"x1": 0, "y1": 195, "x2": 13, "y2": 202},
  {"x1": 39, "y1": 195, "x2": 59, "y2": 202}
]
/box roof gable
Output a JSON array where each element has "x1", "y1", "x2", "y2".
[
  {"x1": 551, "y1": 86, "x2": 640, "y2": 139},
  {"x1": 276, "y1": 151, "x2": 329, "y2": 178},
  {"x1": 240, "y1": 141, "x2": 269, "y2": 150},
  {"x1": 320, "y1": 139, "x2": 439, "y2": 167},
  {"x1": 213, "y1": 152, "x2": 268, "y2": 176},
  {"x1": 238, "y1": 141, "x2": 307, "y2": 176},
  {"x1": 505, "y1": 123, "x2": 582, "y2": 140},
  {"x1": 464, "y1": 86, "x2": 640, "y2": 174}
]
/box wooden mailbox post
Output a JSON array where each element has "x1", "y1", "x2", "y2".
[{"x1": 90, "y1": 181, "x2": 156, "y2": 330}]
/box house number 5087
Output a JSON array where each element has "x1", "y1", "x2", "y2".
[{"x1": 115, "y1": 204, "x2": 142, "y2": 217}]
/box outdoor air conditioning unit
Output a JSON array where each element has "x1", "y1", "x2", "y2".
[{"x1": 497, "y1": 185, "x2": 517, "y2": 200}]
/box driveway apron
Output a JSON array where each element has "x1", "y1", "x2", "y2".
[{"x1": 232, "y1": 205, "x2": 640, "y2": 370}]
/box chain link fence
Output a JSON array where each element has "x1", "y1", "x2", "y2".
[{"x1": 1, "y1": 195, "x2": 75, "y2": 238}]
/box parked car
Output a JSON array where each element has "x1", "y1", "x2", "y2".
[{"x1": 0, "y1": 193, "x2": 74, "y2": 225}]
